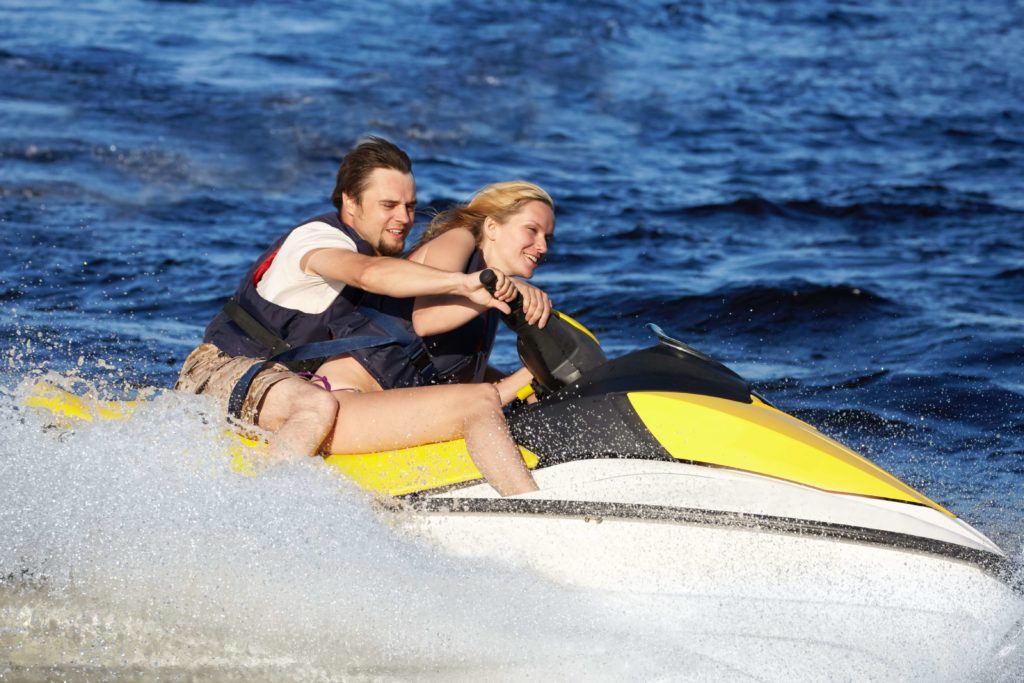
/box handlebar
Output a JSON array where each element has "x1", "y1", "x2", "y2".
[{"x1": 480, "y1": 269, "x2": 526, "y2": 324}]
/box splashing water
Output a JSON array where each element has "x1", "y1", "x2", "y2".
[{"x1": 0, "y1": 381, "x2": 597, "y2": 679}]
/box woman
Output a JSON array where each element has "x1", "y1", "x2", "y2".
[{"x1": 404, "y1": 180, "x2": 555, "y2": 390}]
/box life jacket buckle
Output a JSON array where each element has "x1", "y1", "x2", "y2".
[{"x1": 408, "y1": 344, "x2": 431, "y2": 371}]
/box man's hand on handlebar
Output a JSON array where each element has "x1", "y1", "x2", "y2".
[{"x1": 466, "y1": 269, "x2": 515, "y2": 313}]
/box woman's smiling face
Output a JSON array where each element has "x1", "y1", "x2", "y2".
[{"x1": 483, "y1": 200, "x2": 555, "y2": 278}]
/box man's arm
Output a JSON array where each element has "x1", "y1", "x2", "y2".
[{"x1": 302, "y1": 247, "x2": 514, "y2": 310}]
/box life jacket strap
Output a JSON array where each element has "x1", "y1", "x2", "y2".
[
  {"x1": 222, "y1": 301, "x2": 439, "y2": 420},
  {"x1": 222, "y1": 298, "x2": 292, "y2": 356},
  {"x1": 358, "y1": 306, "x2": 437, "y2": 384}
]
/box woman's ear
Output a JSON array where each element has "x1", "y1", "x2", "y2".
[{"x1": 483, "y1": 216, "x2": 499, "y2": 240}]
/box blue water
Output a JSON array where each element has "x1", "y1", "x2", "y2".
[{"x1": 2, "y1": 0, "x2": 1023, "y2": 678}]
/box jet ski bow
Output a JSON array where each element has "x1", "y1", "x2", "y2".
[{"x1": 403, "y1": 271, "x2": 1018, "y2": 597}]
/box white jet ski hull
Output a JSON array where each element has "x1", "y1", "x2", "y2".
[{"x1": 400, "y1": 460, "x2": 1020, "y2": 620}]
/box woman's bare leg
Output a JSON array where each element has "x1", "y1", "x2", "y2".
[
  {"x1": 315, "y1": 354, "x2": 383, "y2": 393},
  {"x1": 326, "y1": 383, "x2": 538, "y2": 496},
  {"x1": 461, "y1": 385, "x2": 539, "y2": 495}
]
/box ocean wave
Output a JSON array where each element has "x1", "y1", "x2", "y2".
[
  {"x1": 837, "y1": 372, "x2": 1024, "y2": 430},
  {"x1": 604, "y1": 224, "x2": 699, "y2": 241},
  {"x1": 673, "y1": 193, "x2": 1014, "y2": 222},
  {"x1": 616, "y1": 280, "x2": 895, "y2": 333},
  {"x1": 0, "y1": 143, "x2": 83, "y2": 164},
  {"x1": 791, "y1": 407, "x2": 914, "y2": 439},
  {"x1": 997, "y1": 268, "x2": 1024, "y2": 280},
  {"x1": 0, "y1": 288, "x2": 26, "y2": 302}
]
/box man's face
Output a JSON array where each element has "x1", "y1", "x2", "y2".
[{"x1": 343, "y1": 168, "x2": 417, "y2": 256}]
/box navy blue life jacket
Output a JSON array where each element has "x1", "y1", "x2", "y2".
[
  {"x1": 203, "y1": 212, "x2": 435, "y2": 390},
  {"x1": 364, "y1": 248, "x2": 498, "y2": 384}
]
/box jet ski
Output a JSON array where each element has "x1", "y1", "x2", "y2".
[{"x1": 26, "y1": 275, "x2": 1021, "y2": 607}]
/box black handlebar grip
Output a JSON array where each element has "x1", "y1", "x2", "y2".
[
  {"x1": 479, "y1": 269, "x2": 524, "y2": 315},
  {"x1": 479, "y1": 268, "x2": 499, "y2": 293}
]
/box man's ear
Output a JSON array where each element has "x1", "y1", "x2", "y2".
[{"x1": 341, "y1": 193, "x2": 359, "y2": 216}]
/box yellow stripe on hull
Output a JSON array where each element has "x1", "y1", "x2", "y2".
[
  {"x1": 628, "y1": 391, "x2": 952, "y2": 516},
  {"x1": 326, "y1": 444, "x2": 538, "y2": 497}
]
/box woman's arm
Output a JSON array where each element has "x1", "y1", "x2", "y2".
[
  {"x1": 493, "y1": 366, "x2": 534, "y2": 405},
  {"x1": 411, "y1": 228, "x2": 553, "y2": 336},
  {"x1": 410, "y1": 229, "x2": 490, "y2": 336}
]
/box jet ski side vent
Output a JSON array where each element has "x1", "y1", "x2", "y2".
[{"x1": 509, "y1": 393, "x2": 672, "y2": 466}]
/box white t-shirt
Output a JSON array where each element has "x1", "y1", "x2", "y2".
[{"x1": 255, "y1": 220, "x2": 358, "y2": 314}]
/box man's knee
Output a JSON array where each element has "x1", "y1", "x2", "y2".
[
  {"x1": 303, "y1": 385, "x2": 341, "y2": 424},
  {"x1": 259, "y1": 377, "x2": 339, "y2": 430}
]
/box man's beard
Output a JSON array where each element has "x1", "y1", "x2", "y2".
[{"x1": 377, "y1": 240, "x2": 404, "y2": 257}]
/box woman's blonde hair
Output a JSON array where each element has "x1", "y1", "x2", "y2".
[{"x1": 414, "y1": 180, "x2": 554, "y2": 249}]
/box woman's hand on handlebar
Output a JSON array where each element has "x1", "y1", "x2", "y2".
[
  {"x1": 465, "y1": 269, "x2": 515, "y2": 313},
  {"x1": 493, "y1": 366, "x2": 536, "y2": 405},
  {"x1": 513, "y1": 280, "x2": 552, "y2": 328}
]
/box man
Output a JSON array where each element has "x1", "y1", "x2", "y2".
[{"x1": 175, "y1": 137, "x2": 539, "y2": 495}]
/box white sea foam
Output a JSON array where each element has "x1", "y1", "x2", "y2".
[{"x1": 1, "y1": 376, "x2": 1021, "y2": 681}]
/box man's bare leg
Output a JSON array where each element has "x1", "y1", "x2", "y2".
[
  {"x1": 326, "y1": 383, "x2": 538, "y2": 496},
  {"x1": 255, "y1": 377, "x2": 340, "y2": 460}
]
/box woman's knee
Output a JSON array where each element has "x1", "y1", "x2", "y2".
[{"x1": 462, "y1": 383, "x2": 503, "y2": 417}]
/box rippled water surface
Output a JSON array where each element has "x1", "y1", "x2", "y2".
[{"x1": 2, "y1": 0, "x2": 1023, "y2": 679}]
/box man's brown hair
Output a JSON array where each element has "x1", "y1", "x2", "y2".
[{"x1": 330, "y1": 136, "x2": 412, "y2": 209}]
